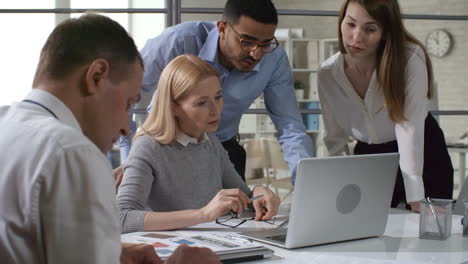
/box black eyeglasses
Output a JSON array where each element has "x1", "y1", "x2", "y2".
[
  {"x1": 226, "y1": 22, "x2": 279, "y2": 53},
  {"x1": 216, "y1": 208, "x2": 276, "y2": 228}
]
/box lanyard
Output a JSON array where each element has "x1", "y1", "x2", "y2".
[{"x1": 22, "y1": 99, "x2": 58, "y2": 119}]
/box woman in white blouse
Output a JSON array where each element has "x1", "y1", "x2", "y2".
[{"x1": 318, "y1": 0, "x2": 453, "y2": 212}]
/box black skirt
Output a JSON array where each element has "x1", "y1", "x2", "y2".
[{"x1": 354, "y1": 113, "x2": 453, "y2": 207}]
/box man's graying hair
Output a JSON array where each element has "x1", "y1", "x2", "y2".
[{"x1": 33, "y1": 13, "x2": 142, "y2": 87}]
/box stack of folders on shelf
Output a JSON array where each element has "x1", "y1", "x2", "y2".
[{"x1": 122, "y1": 231, "x2": 274, "y2": 263}]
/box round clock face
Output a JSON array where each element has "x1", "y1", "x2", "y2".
[{"x1": 425, "y1": 29, "x2": 452, "y2": 58}]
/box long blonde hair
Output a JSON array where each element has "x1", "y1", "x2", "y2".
[
  {"x1": 134, "y1": 54, "x2": 219, "y2": 144},
  {"x1": 338, "y1": 0, "x2": 434, "y2": 123}
]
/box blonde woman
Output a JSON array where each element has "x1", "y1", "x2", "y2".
[
  {"x1": 117, "y1": 55, "x2": 279, "y2": 233},
  {"x1": 318, "y1": 0, "x2": 453, "y2": 213}
]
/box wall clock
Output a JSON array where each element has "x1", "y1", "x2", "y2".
[{"x1": 425, "y1": 29, "x2": 453, "y2": 58}]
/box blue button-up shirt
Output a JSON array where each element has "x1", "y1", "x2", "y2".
[{"x1": 119, "y1": 21, "x2": 313, "y2": 182}]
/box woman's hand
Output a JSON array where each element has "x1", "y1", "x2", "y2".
[
  {"x1": 251, "y1": 186, "x2": 280, "y2": 221},
  {"x1": 409, "y1": 201, "x2": 420, "y2": 213},
  {"x1": 200, "y1": 189, "x2": 250, "y2": 222},
  {"x1": 114, "y1": 165, "x2": 124, "y2": 190}
]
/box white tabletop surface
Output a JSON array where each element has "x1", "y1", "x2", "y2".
[
  {"x1": 122, "y1": 208, "x2": 468, "y2": 264},
  {"x1": 246, "y1": 210, "x2": 467, "y2": 264}
]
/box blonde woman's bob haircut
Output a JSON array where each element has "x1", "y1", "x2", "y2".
[{"x1": 134, "y1": 54, "x2": 219, "y2": 144}]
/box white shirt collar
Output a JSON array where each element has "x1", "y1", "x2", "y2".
[
  {"x1": 176, "y1": 132, "x2": 209, "y2": 147},
  {"x1": 24, "y1": 89, "x2": 82, "y2": 132}
]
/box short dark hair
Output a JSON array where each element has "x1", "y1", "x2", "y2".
[
  {"x1": 223, "y1": 0, "x2": 278, "y2": 25},
  {"x1": 33, "y1": 13, "x2": 142, "y2": 87}
]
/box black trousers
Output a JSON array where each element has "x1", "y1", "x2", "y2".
[
  {"x1": 221, "y1": 135, "x2": 247, "y2": 182},
  {"x1": 354, "y1": 113, "x2": 453, "y2": 208}
]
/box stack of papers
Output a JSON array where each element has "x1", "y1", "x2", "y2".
[{"x1": 122, "y1": 230, "x2": 274, "y2": 262}]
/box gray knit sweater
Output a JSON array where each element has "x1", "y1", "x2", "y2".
[{"x1": 117, "y1": 133, "x2": 250, "y2": 233}]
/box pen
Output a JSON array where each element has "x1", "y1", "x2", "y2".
[
  {"x1": 426, "y1": 197, "x2": 444, "y2": 240},
  {"x1": 250, "y1": 195, "x2": 264, "y2": 202},
  {"x1": 229, "y1": 195, "x2": 265, "y2": 216}
]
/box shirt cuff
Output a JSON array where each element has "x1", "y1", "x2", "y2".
[
  {"x1": 121, "y1": 210, "x2": 147, "y2": 234},
  {"x1": 402, "y1": 173, "x2": 425, "y2": 203}
]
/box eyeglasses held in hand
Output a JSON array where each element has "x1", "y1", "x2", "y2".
[
  {"x1": 226, "y1": 22, "x2": 279, "y2": 53},
  {"x1": 216, "y1": 208, "x2": 276, "y2": 228}
]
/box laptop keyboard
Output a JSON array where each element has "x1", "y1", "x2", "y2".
[{"x1": 266, "y1": 234, "x2": 287, "y2": 243}]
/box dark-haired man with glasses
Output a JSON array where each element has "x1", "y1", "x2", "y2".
[
  {"x1": 118, "y1": 0, "x2": 314, "y2": 187},
  {"x1": 220, "y1": 20, "x2": 279, "y2": 72}
]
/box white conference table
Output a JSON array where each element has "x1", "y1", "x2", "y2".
[
  {"x1": 248, "y1": 210, "x2": 468, "y2": 264},
  {"x1": 122, "y1": 209, "x2": 468, "y2": 264}
]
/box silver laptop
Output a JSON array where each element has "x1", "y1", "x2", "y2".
[{"x1": 241, "y1": 153, "x2": 399, "y2": 249}]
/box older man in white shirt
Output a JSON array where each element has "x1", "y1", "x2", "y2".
[{"x1": 0, "y1": 13, "x2": 219, "y2": 264}]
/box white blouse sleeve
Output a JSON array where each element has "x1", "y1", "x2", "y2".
[
  {"x1": 395, "y1": 45, "x2": 429, "y2": 203},
  {"x1": 318, "y1": 70, "x2": 350, "y2": 156}
]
